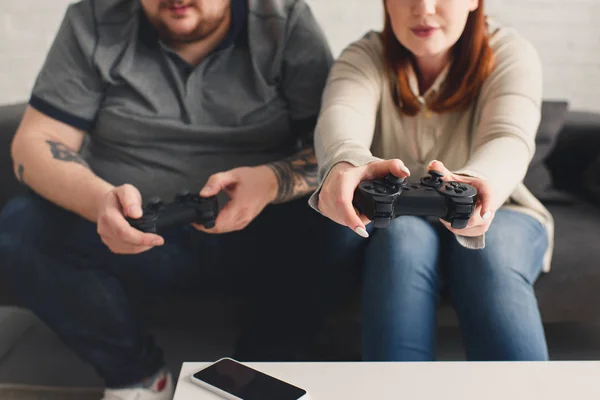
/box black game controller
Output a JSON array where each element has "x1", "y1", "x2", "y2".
[
  {"x1": 353, "y1": 171, "x2": 478, "y2": 229},
  {"x1": 127, "y1": 191, "x2": 219, "y2": 233}
]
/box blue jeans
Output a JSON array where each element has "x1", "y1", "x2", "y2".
[
  {"x1": 362, "y1": 210, "x2": 549, "y2": 361},
  {"x1": 0, "y1": 192, "x2": 366, "y2": 388}
]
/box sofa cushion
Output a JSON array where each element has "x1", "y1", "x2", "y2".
[
  {"x1": 546, "y1": 110, "x2": 600, "y2": 197},
  {"x1": 535, "y1": 199, "x2": 600, "y2": 323},
  {"x1": 583, "y1": 153, "x2": 600, "y2": 205},
  {"x1": 523, "y1": 101, "x2": 570, "y2": 203},
  {"x1": 0, "y1": 103, "x2": 27, "y2": 211}
]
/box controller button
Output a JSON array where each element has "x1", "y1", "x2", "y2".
[
  {"x1": 446, "y1": 185, "x2": 453, "y2": 190},
  {"x1": 450, "y1": 182, "x2": 460, "y2": 187},
  {"x1": 451, "y1": 218, "x2": 470, "y2": 229},
  {"x1": 147, "y1": 197, "x2": 164, "y2": 212},
  {"x1": 375, "y1": 187, "x2": 388, "y2": 194},
  {"x1": 376, "y1": 203, "x2": 393, "y2": 213},
  {"x1": 455, "y1": 204, "x2": 473, "y2": 214},
  {"x1": 373, "y1": 217, "x2": 392, "y2": 228},
  {"x1": 455, "y1": 189, "x2": 464, "y2": 194},
  {"x1": 459, "y1": 185, "x2": 469, "y2": 191},
  {"x1": 363, "y1": 184, "x2": 374, "y2": 190},
  {"x1": 175, "y1": 190, "x2": 193, "y2": 202}
]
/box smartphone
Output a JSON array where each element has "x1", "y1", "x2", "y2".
[{"x1": 190, "y1": 358, "x2": 310, "y2": 400}]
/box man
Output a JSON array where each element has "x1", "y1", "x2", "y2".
[{"x1": 0, "y1": 1, "x2": 365, "y2": 399}]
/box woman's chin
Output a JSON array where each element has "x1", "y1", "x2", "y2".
[{"x1": 409, "y1": 46, "x2": 450, "y2": 61}]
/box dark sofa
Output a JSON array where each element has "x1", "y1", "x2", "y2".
[{"x1": 1, "y1": 102, "x2": 600, "y2": 389}]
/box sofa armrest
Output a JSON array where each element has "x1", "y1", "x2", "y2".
[{"x1": 546, "y1": 111, "x2": 600, "y2": 196}]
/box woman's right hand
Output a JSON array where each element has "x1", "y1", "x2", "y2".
[
  {"x1": 318, "y1": 159, "x2": 411, "y2": 237},
  {"x1": 96, "y1": 184, "x2": 164, "y2": 254}
]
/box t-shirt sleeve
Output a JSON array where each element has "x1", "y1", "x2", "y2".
[
  {"x1": 29, "y1": 2, "x2": 106, "y2": 132},
  {"x1": 281, "y1": 0, "x2": 334, "y2": 144}
]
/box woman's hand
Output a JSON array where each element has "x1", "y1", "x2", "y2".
[
  {"x1": 318, "y1": 159, "x2": 411, "y2": 237},
  {"x1": 428, "y1": 160, "x2": 496, "y2": 237}
]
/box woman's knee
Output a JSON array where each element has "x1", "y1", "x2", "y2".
[
  {"x1": 371, "y1": 216, "x2": 437, "y2": 245},
  {"x1": 366, "y1": 216, "x2": 440, "y2": 277},
  {"x1": 450, "y1": 210, "x2": 548, "y2": 286}
]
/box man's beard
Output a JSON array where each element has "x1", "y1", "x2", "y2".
[{"x1": 155, "y1": 16, "x2": 226, "y2": 44}]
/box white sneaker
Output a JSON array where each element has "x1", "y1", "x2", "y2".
[{"x1": 102, "y1": 370, "x2": 174, "y2": 400}]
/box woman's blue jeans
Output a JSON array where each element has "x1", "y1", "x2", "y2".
[{"x1": 362, "y1": 209, "x2": 549, "y2": 361}]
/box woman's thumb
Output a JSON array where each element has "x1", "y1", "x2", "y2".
[
  {"x1": 367, "y1": 159, "x2": 410, "y2": 179},
  {"x1": 427, "y1": 160, "x2": 452, "y2": 180}
]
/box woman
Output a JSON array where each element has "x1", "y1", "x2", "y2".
[{"x1": 309, "y1": 0, "x2": 554, "y2": 361}]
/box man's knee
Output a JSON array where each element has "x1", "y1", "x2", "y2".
[{"x1": 0, "y1": 194, "x2": 73, "y2": 275}]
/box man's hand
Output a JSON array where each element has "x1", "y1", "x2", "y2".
[
  {"x1": 96, "y1": 184, "x2": 164, "y2": 254},
  {"x1": 318, "y1": 159, "x2": 411, "y2": 237},
  {"x1": 428, "y1": 160, "x2": 496, "y2": 237},
  {"x1": 194, "y1": 166, "x2": 278, "y2": 234}
]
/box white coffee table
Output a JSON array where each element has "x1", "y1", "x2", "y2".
[{"x1": 174, "y1": 361, "x2": 600, "y2": 399}]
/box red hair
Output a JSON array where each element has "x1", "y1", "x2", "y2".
[{"x1": 382, "y1": 0, "x2": 495, "y2": 116}]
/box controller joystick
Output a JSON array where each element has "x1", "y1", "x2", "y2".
[
  {"x1": 421, "y1": 170, "x2": 445, "y2": 188},
  {"x1": 176, "y1": 190, "x2": 192, "y2": 201},
  {"x1": 146, "y1": 197, "x2": 164, "y2": 212},
  {"x1": 385, "y1": 174, "x2": 406, "y2": 186}
]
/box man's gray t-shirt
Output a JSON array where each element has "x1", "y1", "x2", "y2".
[{"x1": 30, "y1": 0, "x2": 333, "y2": 201}]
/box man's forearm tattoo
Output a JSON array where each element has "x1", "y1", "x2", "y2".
[
  {"x1": 46, "y1": 140, "x2": 89, "y2": 167},
  {"x1": 267, "y1": 147, "x2": 319, "y2": 204}
]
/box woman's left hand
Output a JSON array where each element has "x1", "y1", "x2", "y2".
[{"x1": 428, "y1": 160, "x2": 496, "y2": 237}]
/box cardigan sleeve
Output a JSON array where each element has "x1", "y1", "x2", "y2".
[
  {"x1": 453, "y1": 31, "x2": 543, "y2": 210},
  {"x1": 308, "y1": 33, "x2": 386, "y2": 212}
]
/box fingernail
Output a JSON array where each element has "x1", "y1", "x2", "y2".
[
  {"x1": 428, "y1": 160, "x2": 439, "y2": 169},
  {"x1": 400, "y1": 166, "x2": 411, "y2": 175},
  {"x1": 354, "y1": 227, "x2": 369, "y2": 238},
  {"x1": 152, "y1": 239, "x2": 163, "y2": 246},
  {"x1": 482, "y1": 211, "x2": 493, "y2": 221}
]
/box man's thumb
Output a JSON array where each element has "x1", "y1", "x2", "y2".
[
  {"x1": 116, "y1": 184, "x2": 143, "y2": 218},
  {"x1": 200, "y1": 172, "x2": 236, "y2": 197}
]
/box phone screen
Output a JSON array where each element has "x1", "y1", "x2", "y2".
[{"x1": 193, "y1": 358, "x2": 307, "y2": 400}]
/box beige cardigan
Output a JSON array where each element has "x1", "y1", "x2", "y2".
[{"x1": 309, "y1": 26, "x2": 554, "y2": 272}]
